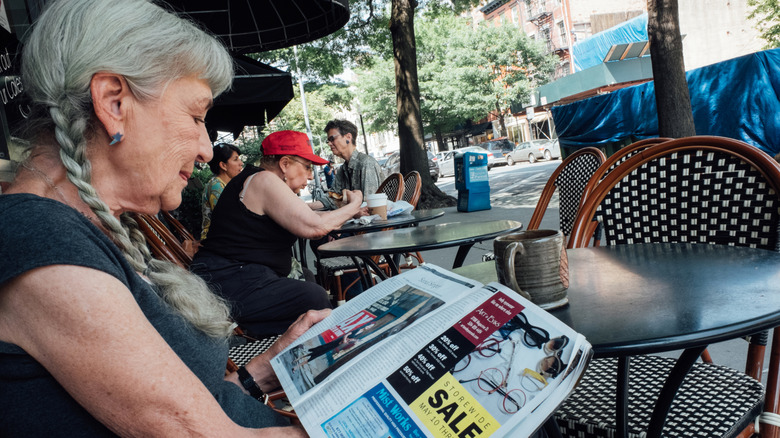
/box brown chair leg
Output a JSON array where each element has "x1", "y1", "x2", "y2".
[{"x1": 760, "y1": 327, "x2": 780, "y2": 438}]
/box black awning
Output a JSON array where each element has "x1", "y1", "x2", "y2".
[
  {"x1": 468, "y1": 122, "x2": 492, "y2": 135},
  {"x1": 162, "y1": 0, "x2": 350, "y2": 54},
  {"x1": 206, "y1": 54, "x2": 294, "y2": 140}
]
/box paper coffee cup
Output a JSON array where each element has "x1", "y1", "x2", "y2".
[{"x1": 366, "y1": 193, "x2": 388, "y2": 220}]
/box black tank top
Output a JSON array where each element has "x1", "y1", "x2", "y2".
[{"x1": 201, "y1": 166, "x2": 297, "y2": 276}]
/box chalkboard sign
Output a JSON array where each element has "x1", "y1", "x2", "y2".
[{"x1": 0, "y1": 0, "x2": 39, "y2": 161}]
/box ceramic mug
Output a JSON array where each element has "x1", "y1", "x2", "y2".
[{"x1": 494, "y1": 230, "x2": 570, "y2": 309}]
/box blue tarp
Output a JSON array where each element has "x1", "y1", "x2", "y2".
[
  {"x1": 550, "y1": 49, "x2": 780, "y2": 156},
  {"x1": 572, "y1": 13, "x2": 648, "y2": 72}
]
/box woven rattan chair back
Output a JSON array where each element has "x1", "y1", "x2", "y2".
[
  {"x1": 132, "y1": 212, "x2": 192, "y2": 268},
  {"x1": 569, "y1": 136, "x2": 780, "y2": 250},
  {"x1": 377, "y1": 173, "x2": 404, "y2": 202},
  {"x1": 527, "y1": 147, "x2": 606, "y2": 236},
  {"x1": 402, "y1": 171, "x2": 422, "y2": 207},
  {"x1": 580, "y1": 138, "x2": 673, "y2": 204}
]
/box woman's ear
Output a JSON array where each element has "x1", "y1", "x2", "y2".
[
  {"x1": 219, "y1": 161, "x2": 228, "y2": 173},
  {"x1": 90, "y1": 73, "x2": 131, "y2": 142}
]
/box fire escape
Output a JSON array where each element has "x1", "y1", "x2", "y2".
[
  {"x1": 525, "y1": 0, "x2": 570, "y2": 78},
  {"x1": 526, "y1": 0, "x2": 553, "y2": 52}
]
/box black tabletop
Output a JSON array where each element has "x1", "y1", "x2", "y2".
[
  {"x1": 454, "y1": 243, "x2": 780, "y2": 357},
  {"x1": 333, "y1": 209, "x2": 445, "y2": 234},
  {"x1": 318, "y1": 219, "x2": 523, "y2": 256}
]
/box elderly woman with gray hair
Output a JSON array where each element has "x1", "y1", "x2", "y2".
[{"x1": 0, "y1": 0, "x2": 324, "y2": 436}]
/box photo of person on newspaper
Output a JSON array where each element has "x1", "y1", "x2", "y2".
[
  {"x1": 448, "y1": 312, "x2": 573, "y2": 422},
  {"x1": 281, "y1": 286, "x2": 445, "y2": 393}
]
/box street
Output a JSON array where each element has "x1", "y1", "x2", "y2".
[
  {"x1": 301, "y1": 158, "x2": 562, "y2": 207},
  {"x1": 434, "y1": 159, "x2": 561, "y2": 209}
]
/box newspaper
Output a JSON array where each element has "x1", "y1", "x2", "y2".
[{"x1": 271, "y1": 264, "x2": 592, "y2": 438}]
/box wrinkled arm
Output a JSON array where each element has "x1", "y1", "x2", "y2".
[
  {"x1": 0, "y1": 265, "x2": 304, "y2": 437},
  {"x1": 241, "y1": 172, "x2": 361, "y2": 239}
]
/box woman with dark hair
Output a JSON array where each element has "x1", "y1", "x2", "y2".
[
  {"x1": 0, "y1": 0, "x2": 325, "y2": 435},
  {"x1": 202, "y1": 142, "x2": 243, "y2": 238}
]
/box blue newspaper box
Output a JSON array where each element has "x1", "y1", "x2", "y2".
[{"x1": 455, "y1": 151, "x2": 491, "y2": 212}]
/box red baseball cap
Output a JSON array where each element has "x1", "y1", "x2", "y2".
[{"x1": 261, "y1": 131, "x2": 328, "y2": 165}]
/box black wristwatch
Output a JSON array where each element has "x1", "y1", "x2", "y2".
[{"x1": 236, "y1": 366, "x2": 266, "y2": 401}]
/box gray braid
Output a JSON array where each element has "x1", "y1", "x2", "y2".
[
  {"x1": 52, "y1": 105, "x2": 234, "y2": 338},
  {"x1": 123, "y1": 214, "x2": 235, "y2": 338},
  {"x1": 21, "y1": 0, "x2": 236, "y2": 339},
  {"x1": 50, "y1": 105, "x2": 149, "y2": 272}
]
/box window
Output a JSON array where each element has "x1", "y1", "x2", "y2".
[{"x1": 558, "y1": 21, "x2": 567, "y2": 46}]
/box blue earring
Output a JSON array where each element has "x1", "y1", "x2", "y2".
[{"x1": 109, "y1": 132, "x2": 123, "y2": 145}]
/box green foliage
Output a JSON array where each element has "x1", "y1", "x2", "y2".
[
  {"x1": 253, "y1": 1, "x2": 393, "y2": 82},
  {"x1": 355, "y1": 13, "x2": 556, "y2": 140},
  {"x1": 235, "y1": 136, "x2": 265, "y2": 167},
  {"x1": 748, "y1": 0, "x2": 780, "y2": 49},
  {"x1": 356, "y1": 58, "x2": 398, "y2": 133},
  {"x1": 176, "y1": 166, "x2": 213, "y2": 238},
  {"x1": 270, "y1": 86, "x2": 340, "y2": 156},
  {"x1": 316, "y1": 83, "x2": 354, "y2": 111}
]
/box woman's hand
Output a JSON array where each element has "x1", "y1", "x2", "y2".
[
  {"x1": 273, "y1": 309, "x2": 332, "y2": 354},
  {"x1": 240, "y1": 309, "x2": 331, "y2": 392}
]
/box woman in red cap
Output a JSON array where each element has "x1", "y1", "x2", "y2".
[{"x1": 192, "y1": 131, "x2": 364, "y2": 336}]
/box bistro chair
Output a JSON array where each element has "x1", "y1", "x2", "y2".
[
  {"x1": 159, "y1": 210, "x2": 201, "y2": 258},
  {"x1": 132, "y1": 212, "x2": 193, "y2": 268},
  {"x1": 580, "y1": 138, "x2": 673, "y2": 209},
  {"x1": 377, "y1": 172, "x2": 405, "y2": 202},
  {"x1": 398, "y1": 171, "x2": 425, "y2": 269},
  {"x1": 316, "y1": 173, "x2": 406, "y2": 303},
  {"x1": 401, "y1": 171, "x2": 422, "y2": 207},
  {"x1": 557, "y1": 136, "x2": 780, "y2": 437},
  {"x1": 577, "y1": 137, "x2": 673, "y2": 247},
  {"x1": 482, "y1": 147, "x2": 606, "y2": 261}
]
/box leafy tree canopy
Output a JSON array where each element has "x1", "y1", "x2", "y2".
[
  {"x1": 748, "y1": 0, "x2": 780, "y2": 49},
  {"x1": 355, "y1": 13, "x2": 556, "y2": 141}
]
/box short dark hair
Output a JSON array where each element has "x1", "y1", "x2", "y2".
[
  {"x1": 324, "y1": 119, "x2": 358, "y2": 142},
  {"x1": 208, "y1": 143, "x2": 241, "y2": 174}
]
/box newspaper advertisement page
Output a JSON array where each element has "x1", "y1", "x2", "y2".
[
  {"x1": 271, "y1": 265, "x2": 483, "y2": 408},
  {"x1": 278, "y1": 269, "x2": 590, "y2": 438}
]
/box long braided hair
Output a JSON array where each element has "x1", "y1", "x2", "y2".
[{"x1": 21, "y1": 0, "x2": 236, "y2": 338}]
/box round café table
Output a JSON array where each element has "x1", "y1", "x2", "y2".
[
  {"x1": 453, "y1": 243, "x2": 780, "y2": 437},
  {"x1": 331, "y1": 208, "x2": 444, "y2": 235},
  {"x1": 318, "y1": 219, "x2": 523, "y2": 285}
]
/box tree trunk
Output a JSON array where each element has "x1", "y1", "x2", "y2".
[
  {"x1": 495, "y1": 101, "x2": 507, "y2": 138},
  {"x1": 647, "y1": 0, "x2": 696, "y2": 138},
  {"x1": 390, "y1": 0, "x2": 455, "y2": 208},
  {"x1": 435, "y1": 128, "x2": 445, "y2": 153}
]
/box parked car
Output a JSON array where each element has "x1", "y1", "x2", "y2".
[
  {"x1": 381, "y1": 150, "x2": 441, "y2": 182},
  {"x1": 438, "y1": 146, "x2": 495, "y2": 177},
  {"x1": 477, "y1": 138, "x2": 515, "y2": 166},
  {"x1": 507, "y1": 139, "x2": 561, "y2": 165}
]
